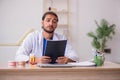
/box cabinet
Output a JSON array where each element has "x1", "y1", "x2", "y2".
[{"x1": 42, "y1": 0, "x2": 69, "y2": 39}]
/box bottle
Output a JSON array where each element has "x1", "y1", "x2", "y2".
[{"x1": 29, "y1": 54, "x2": 35, "y2": 65}]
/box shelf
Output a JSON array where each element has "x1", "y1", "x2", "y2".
[
  {"x1": 43, "y1": 0, "x2": 69, "y2": 38},
  {"x1": 55, "y1": 11, "x2": 69, "y2": 14},
  {"x1": 58, "y1": 24, "x2": 68, "y2": 27}
]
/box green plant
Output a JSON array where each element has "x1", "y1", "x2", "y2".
[{"x1": 87, "y1": 19, "x2": 116, "y2": 53}]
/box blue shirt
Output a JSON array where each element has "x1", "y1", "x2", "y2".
[{"x1": 42, "y1": 37, "x2": 53, "y2": 56}]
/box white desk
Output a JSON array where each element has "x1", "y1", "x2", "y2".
[{"x1": 0, "y1": 62, "x2": 120, "y2": 80}]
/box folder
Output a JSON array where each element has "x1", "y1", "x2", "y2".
[{"x1": 44, "y1": 40, "x2": 67, "y2": 64}]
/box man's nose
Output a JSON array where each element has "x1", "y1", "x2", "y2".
[{"x1": 49, "y1": 21, "x2": 53, "y2": 25}]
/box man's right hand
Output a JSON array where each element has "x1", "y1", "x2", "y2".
[{"x1": 35, "y1": 56, "x2": 51, "y2": 64}]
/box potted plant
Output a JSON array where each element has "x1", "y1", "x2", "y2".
[{"x1": 87, "y1": 19, "x2": 116, "y2": 66}]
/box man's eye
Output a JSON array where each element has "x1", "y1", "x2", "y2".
[
  {"x1": 45, "y1": 19, "x2": 57, "y2": 23},
  {"x1": 46, "y1": 20, "x2": 50, "y2": 22},
  {"x1": 53, "y1": 20, "x2": 57, "y2": 23}
]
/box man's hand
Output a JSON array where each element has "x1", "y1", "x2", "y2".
[
  {"x1": 55, "y1": 56, "x2": 68, "y2": 64},
  {"x1": 56, "y1": 56, "x2": 76, "y2": 64},
  {"x1": 35, "y1": 56, "x2": 51, "y2": 64}
]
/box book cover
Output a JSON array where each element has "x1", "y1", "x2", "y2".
[{"x1": 44, "y1": 40, "x2": 67, "y2": 64}]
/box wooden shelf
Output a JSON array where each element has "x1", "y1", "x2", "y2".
[
  {"x1": 58, "y1": 24, "x2": 68, "y2": 27},
  {"x1": 55, "y1": 11, "x2": 69, "y2": 14},
  {"x1": 43, "y1": 0, "x2": 69, "y2": 38}
]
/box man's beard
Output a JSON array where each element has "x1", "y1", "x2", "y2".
[{"x1": 42, "y1": 26, "x2": 54, "y2": 33}]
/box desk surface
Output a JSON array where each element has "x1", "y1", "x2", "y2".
[
  {"x1": 0, "y1": 62, "x2": 120, "y2": 80},
  {"x1": 0, "y1": 61, "x2": 120, "y2": 71}
]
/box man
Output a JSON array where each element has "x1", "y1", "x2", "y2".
[{"x1": 15, "y1": 11, "x2": 79, "y2": 64}]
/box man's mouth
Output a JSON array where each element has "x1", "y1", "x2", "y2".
[{"x1": 42, "y1": 26, "x2": 54, "y2": 33}]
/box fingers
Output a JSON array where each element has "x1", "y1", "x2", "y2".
[
  {"x1": 36, "y1": 56, "x2": 51, "y2": 64},
  {"x1": 56, "y1": 57, "x2": 68, "y2": 64},
  {"x1": 36, "y1": 56, "x2": 69, "y2": 64},
  {"x1": 41, "y1": 56, "x2": 51, "y2": 63}
]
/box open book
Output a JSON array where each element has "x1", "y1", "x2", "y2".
[{"x1": 44, "y1": 40, "x2": 67, "y2": 64}]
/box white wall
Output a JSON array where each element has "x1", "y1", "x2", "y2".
[
  {"x1": 0, "y1": 0, "x2": 43, "y2": 43},
  {"x1": 0, "y1": 0, "x2": 43, "y2": 64},
  {"x1": 69, "y1": 0, "x2": 120, "y2": 63},
  {"x1": 0, "y1": 0, "x2": 120, "y2": 64}
]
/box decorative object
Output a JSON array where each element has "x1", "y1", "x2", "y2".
[
  {"x1": 48, "y1": 0, "x2": 57, "y2": 11},
  {"x1": 87, "y1": 19, "x2": 116, "y2": 66}
]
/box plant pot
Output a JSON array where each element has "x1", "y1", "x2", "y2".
[{"x1": 94, "y1": 52, "x2": 105, "y2": 66}]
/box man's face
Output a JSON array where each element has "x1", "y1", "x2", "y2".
[{"x1": 42, "y1": 14, "x2": 58, "y2": 33}]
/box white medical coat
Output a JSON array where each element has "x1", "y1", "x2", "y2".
[{"x1": 15, "y1": 30, "x2": 79, "y2": 62}]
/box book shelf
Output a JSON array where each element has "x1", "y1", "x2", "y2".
[{"x1": 42, "y1": 0, "x2": 70, "y2": 39}]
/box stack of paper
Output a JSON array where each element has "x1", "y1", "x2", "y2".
[{"x1": 68, "y1": 61, "x2": 95, "y2": 67}]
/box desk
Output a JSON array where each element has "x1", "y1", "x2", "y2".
[{"x1": 0, "y1": 62, "x2": 120, "y2": 80}]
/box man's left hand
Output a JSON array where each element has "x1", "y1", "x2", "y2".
[{"x1": 56, "y1": 56, "x2": 68, "y2": 64}]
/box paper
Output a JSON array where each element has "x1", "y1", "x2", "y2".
[{"x1": 68, "y1": 61, "x2": 95, "y2": 67}]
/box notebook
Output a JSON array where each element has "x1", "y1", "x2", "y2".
[{"x1": 44, "y1": 40, "x2": 67, "y2": 64}]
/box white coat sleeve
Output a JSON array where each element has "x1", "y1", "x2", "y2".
[
  {"x1": 65, "y1": 43, "x2": 80, "y2": 62},
  {"x1": 61, "y1": 35, "x2": 79, "y2": 62},
  {"x1": 15, "y1": 33, "x2": 33, "y2": 61}
]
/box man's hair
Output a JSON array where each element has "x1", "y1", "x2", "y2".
[{"x1": 42, "y1": 11, "x2": 59, "y2": 22}]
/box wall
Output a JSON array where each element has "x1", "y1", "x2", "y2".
[
  {"x1": 69, "y1": 0, "x2": 120, "y2": 63},
  {"x1": 0, "y1": 0, "x2": 43, "y2": 64},
  {"x1": 0, "y1": 0, "x2": 120, "y2": 64}
]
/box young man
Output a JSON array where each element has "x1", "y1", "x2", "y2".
[{"x1": 15, "y1": 11, "x2": 79, "y2": 64}]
